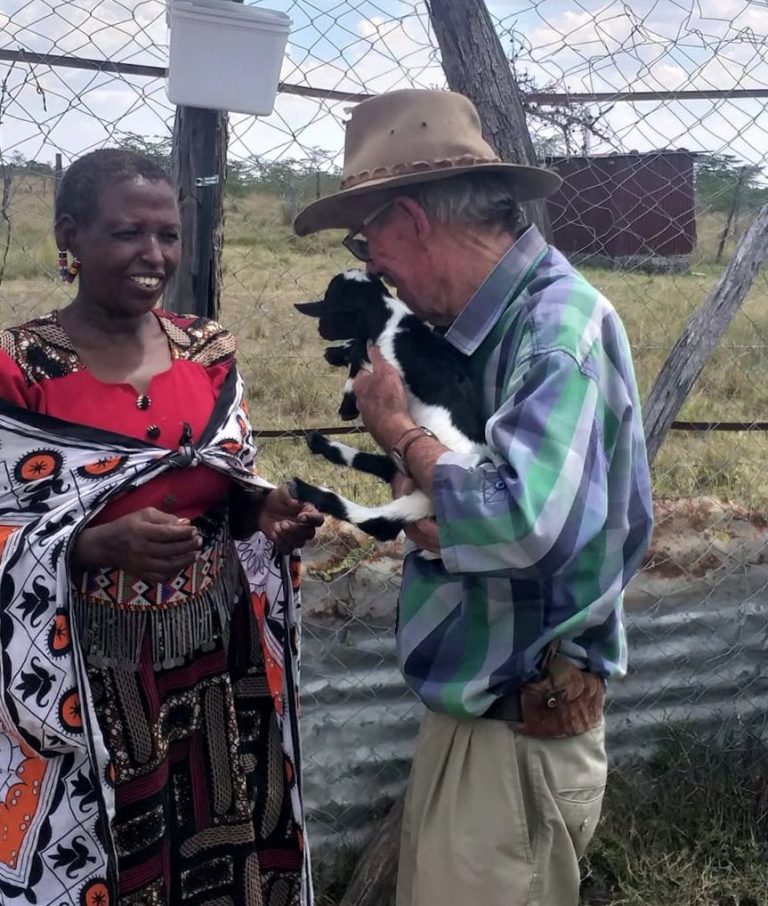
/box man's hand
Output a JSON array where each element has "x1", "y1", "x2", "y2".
[
  {"x1": 392, "y1": 474, "x2": 441, "y2": 554},
  {"x1": 257, "y1": 484, "x2": 324, "y2": 554},
  {"x1": 73, "y1": 507, "x2": 202, "y2": 583},
  {"x1": 404, "y1": 519, "x2": 440, "y2": 553},
  {"x1": 353, "y1": 344, "x2": 413, "y2": 450}
]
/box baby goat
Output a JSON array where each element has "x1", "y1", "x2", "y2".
[{"x1": 290, "y1": 270, "x2": 486, "y2": 542}]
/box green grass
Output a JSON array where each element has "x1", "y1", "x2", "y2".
[
  {"x1": 583, "y1": 724, "x2": 768, "y2": 906},
  {"x1": 1, "y1": 176, "x2": 767, "y2": 508}
]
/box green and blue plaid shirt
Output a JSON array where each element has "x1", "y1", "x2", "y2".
[{"x1": 398, "y1": 226, "x2": 653, "y2": 718}]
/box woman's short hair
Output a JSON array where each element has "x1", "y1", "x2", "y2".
[
  {"x1": 55, "y1": 148, "x2": 173, "y2": 227},
  {"x1": 394, "y1": 172, "x2": 522, "y2": 234}
]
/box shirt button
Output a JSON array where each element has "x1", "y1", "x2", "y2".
[{"x1": 495, "y1": 479, "x2": 505, "y2": 490}]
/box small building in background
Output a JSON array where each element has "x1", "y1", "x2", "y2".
[{"x1": 546, "y1": 149, "x2": 697, "y2": 272}]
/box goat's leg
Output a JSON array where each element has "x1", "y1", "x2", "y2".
[
  {"x1": 288, "y1": 478, "x2": 432, "y2": 541},
  {"x1": 306, "y1": 432, "x2": 397, "y2": 483}
]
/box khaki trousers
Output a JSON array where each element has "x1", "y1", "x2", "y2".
[{"x1": 396, "y1": 710, "x2": 607, "y2": 906}]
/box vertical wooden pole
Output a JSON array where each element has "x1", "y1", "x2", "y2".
[
  {"x1": 426, "y1": 0, "x2": 553, "y2": 241},
  {"x1": 54, "y1": 152, "x2": 63, "y2": 204},
  {"x1": 166, "y1": 106, "x2": 227, "y2": 319},
  {"x1": 165, "y1": 0, "x2": 246, "y2": 319}
]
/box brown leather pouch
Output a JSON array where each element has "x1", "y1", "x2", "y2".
[{"x1": 517, "y1": 655, "x2": 605, "y2": 739}]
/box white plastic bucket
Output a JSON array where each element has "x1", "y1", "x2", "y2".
[{"x1": 166, "y1": 0, "x2": 291, "y2": 116}]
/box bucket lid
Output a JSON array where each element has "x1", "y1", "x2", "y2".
[{"x1": 169, "y1": 0, "x2": 290, "y2": 28}]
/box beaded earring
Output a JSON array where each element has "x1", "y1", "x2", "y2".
[
  {"x1": 58, "y1": 250, "x2": 81, "y2": 283},
  {"x1": 67, "y1": 257, "x2": 82, "y2": 283}
]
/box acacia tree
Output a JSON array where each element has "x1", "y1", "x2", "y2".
[{"x1": 695, "y1": 154, "x2": 767, "y2": 213}]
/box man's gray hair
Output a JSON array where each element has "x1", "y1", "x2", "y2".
[{"x1": 393, "y1": 172, "x2": 523, "y2": 234}]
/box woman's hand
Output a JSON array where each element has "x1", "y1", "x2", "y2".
[
  {"x1": 73, "y1": 507, "x2": 202, "y2": 582},
  {"x1": 257, "y1": 484, "x2": 324, "y2": 553}
]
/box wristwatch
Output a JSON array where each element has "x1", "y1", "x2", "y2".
[{"x1": 390, "y1": 426, "x2": 437, "y2": 478}]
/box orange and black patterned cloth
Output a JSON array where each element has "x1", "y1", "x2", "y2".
[{"x1": 0, "y1": 311, "x2": 311, "y2": 906}]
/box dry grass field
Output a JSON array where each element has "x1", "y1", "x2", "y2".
[{"x1": 2, "y1": 174, "x2": 768, "y2": 510}]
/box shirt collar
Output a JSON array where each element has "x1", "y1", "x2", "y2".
[{"x1": 444, "y1": 224, "x2": 548, "y2": 356}]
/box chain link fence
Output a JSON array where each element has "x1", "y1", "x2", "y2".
[{"x1": 1, "y1": 1, "x2": 768, "y2": 900}]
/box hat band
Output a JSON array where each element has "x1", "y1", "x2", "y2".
[{"x1": 339, "y1": 153, "x2": 503, "y2": 191}]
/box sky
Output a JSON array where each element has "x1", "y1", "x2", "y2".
[{"x1": 0, "y1": 0, "x2": 766, "y2": 174}]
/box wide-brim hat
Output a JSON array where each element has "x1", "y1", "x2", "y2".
[{"x1": 293, "y1": 89, "x2": 562, "y2": 236}]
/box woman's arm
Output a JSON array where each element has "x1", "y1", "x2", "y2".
[{"x1": 229, "y1": 483, "x2": 323, "y2": 552}]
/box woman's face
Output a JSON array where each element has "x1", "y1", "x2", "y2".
[{"x1": 63, "y1": 177, "x2": 182, "y2": 317}]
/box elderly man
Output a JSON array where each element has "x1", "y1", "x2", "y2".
[{"x1": 294, "y1": 89, "x2": 653, "y2": 906}]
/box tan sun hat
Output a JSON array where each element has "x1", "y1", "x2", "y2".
[{"x1": 293, "y1": 88, "x2": 562, "y2": 236}]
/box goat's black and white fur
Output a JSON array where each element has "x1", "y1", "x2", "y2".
[{"x1": 290, "y1": 270, "x2": 486, "y2": 541}]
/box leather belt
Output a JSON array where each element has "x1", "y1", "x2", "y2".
[{"x1": 482, "y1": 690, "x2": 522, "y2": 723}]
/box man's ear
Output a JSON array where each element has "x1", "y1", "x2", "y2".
[
  {"x1": 54, "y1": 214, "x2": 77, "y2": 254},
  {"x1": 392, "y1": 196, "x2": 432, "y2": 242}
]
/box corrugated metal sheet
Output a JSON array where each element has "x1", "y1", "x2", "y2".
[
  {"x1": 547, "y1": 151, "x2": 696, "y2": 259},
  {"x1": 299, "y1": 564, "x2": 768, "y2": 864}
]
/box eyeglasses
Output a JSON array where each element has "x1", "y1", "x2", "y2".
[{"x1": 342, "y1": 200, "x2": 394, "y2": 262}]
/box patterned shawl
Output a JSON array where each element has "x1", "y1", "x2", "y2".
[{"x1": 0, "y1": 366, "x2": 312, "y2": 906}]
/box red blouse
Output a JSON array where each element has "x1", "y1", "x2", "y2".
[{"x1": 0, "y1": 310, "x2": 235, "y2": 524}]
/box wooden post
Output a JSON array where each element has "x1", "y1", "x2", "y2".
[
  {"x1": 165, "y1": 0, "x2": 246, "y2": 318},
  {"x1": 338, "y1": 791, "x2": 405, "y2": 906},
  {"x1": 54, "y1": 152, "x2": 63, "y2": 204},
  {"x1": 165, "y1": 106, "x2": 227, "y2": 318},
  {"x1": 643, "y1": 204, "x2": 768, "y2": 463},
  {"x1": 426, "y1": 0, "x2": 553, "y2": 241}
]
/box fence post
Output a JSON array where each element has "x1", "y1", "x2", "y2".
[
  {"x1": 165, "y1": 106, "x2": 227, "y2": 319},
  {"x1": 165, "y1": 0, "x2": 246, "y2": 319},
  {"x1": 426, "y1": 0, "x2": 553, "y2": 241},
  {"x1": 643, "y1": 203, "x2": 768, "y2": 463},
  {"x1": 54, "y1": 152, "x2": 62, "y2": 200}
]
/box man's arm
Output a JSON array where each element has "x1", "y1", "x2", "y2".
[
  {"x1": 355, "y1": 344, "x2": 626, "y2": 576},
  {"x1": 353, "y1": 345, "x2": 446, "y2": 552},
  {"x1": 352, "y1": 344, "x2": 446, "y2": 492}
]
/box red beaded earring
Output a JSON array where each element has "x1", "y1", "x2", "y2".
[{"x1": 58, "y1": 249, "x2": 81, "y2": 283}]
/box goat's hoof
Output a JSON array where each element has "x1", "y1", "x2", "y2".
[
  {"x1": 339, "y1": 401, "x2": 359, "y2": 421},
  {"x1": 286, "y1": 478, "x2": 301, "y2": 500},
  {"x1": 306, "y1": 432, "x2": 326, "y2": 455}
]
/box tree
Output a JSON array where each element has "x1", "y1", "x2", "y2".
[
  {"x1": 695, "y1": 154, "x2": 768, "y2": 214},
  {"x1": 115, "y1": 133, "x2": 172, "y2": 169},
  {"x1": 506, "y1": 36, "x2": 616, "y2": 159}
]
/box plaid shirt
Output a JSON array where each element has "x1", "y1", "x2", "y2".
[{"x1": 397, "y1": 225, "x2": 653, "y2": 718}]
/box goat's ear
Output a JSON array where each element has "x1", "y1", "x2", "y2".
[{"x1": 294, "y1": 300, "x2": 324, "y2": 316}]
